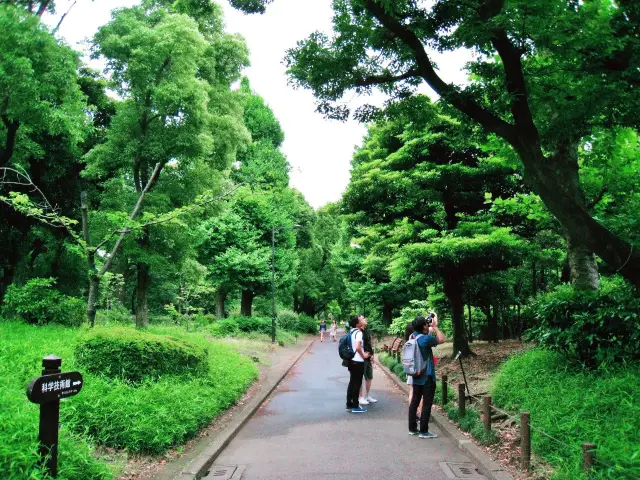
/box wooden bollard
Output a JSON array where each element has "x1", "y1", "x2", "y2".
[
  {"x1": 458, "y1": 383, "x2": 466, "y2": 417},
  {"x1": 442, "y1": 375, "x2": 448, "y2": 405},
  {"x1": 583, "y1": 443, "x2": 596, "y2": 475},
  {"x1": 521, "y1": 412, "x2": 531, "y2": 471},
  {"x1": 483, "y1": 396, "x2": 492, "y2": 432}
]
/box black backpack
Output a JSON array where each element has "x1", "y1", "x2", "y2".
[{"x1": 338, "y1": 328, "x2": 358, "y2": 361}]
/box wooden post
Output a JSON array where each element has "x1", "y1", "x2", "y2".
[
  {"x1": 458, "y1": 383, "x2": 466, "y2": 417},
  {"x1": 521, "y1": 412, "x2": 531, "y2": 471},
  {"x1": 583, "y1": 443, "x2": 596, "y2": 475},
  {"x1": 483, "y1": 396, "x2": 491, "y2": 432},
  {"x1": 442, "y1": 375, "x2": 448, "y2": 405}
]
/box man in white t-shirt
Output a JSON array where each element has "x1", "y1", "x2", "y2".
[{"x1": 346, "y1": 314, "x2": 370, "y2": 413}]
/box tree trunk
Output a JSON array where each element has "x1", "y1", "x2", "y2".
[
  {"x1": 215, "y1": 289, "x2": 227, "y2": 318},
  {"x1": 382, "y1": 302, "x2": 393, "y2": 325},
  {"x1": 87, "y1": 274, "x2": 99, "y2": 328},
  {"x1": 135, "y1": 262, "x2": 150, "y2": 328},
  {"x1": 567, "y1": 237, "x2": 599, "y2": 290},
  {"x1": 240, "y1": 290, "x2": 254, "y2": 317},
  {"x1": 484, "y1": 305, "x2": 499, "y2": 343},
  {"x1": 467, "y1": 303, "x2": 473, "y2": 343},
  {"x1": 531, "y1": 259, "x2": 537, "y2": 296},
  {"x1": 443, "y1": 275, "x2": 473, "y2": 357}
]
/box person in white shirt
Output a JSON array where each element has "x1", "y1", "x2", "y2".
[{"x1": 346, "y1": 314, "x2": 370, "y2": 413}]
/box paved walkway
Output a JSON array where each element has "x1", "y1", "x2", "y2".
[{"x1": 213, "y1": 337, "x2": 477, "y2": 480}]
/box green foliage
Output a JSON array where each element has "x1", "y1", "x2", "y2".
[
  {"x1": 296, "y1": 314, "x2": 318, "y2": 334},
  {"x1": 492, "y1": 349, "x2": 639, "y2": 479},
  {"x1": 209, "y1": 318, "x2": 241, "y2": 337},
  {"x1": 75, "y1": 328, "x2": 209, "y2": 383},
  {"x1": 526, "y1": 277, "x2": 640, "y2": 367},
  {"x1": 95, "y1": 306, "x2": 135, "y2": 325},
  {"x1": 0, "y1": 321, "x2": 258, "y2": 466},
  {"x1": 0, "y1": 4, "x2": 87, "y2": 163},
  {"x1": 277, "y1": 310, "x2": 317, "y2": 334},
  {"x1": 388, "y1": 299, "x2": 431, "y2": 336},
  {"x1": 2, "y1": 277, "x2": 85, "y2": 326}
]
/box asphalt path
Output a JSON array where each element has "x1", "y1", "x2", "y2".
[{"x1": 213, "y1": 336, "x2": 478, "y2": 480}]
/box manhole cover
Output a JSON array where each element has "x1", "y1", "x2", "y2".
[
  {"x1": 202, "y1": 465, "x2": 237, "y2": 480},
  {"x1": 439, "y1": 462, "x2": 486, "y2": 479}
]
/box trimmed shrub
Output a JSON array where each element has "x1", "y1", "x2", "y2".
[
  {"x1": 526, "y1": 276, "x2": 640, "y2": 367},
  {"x1": 75, "y1": 328, "x2": 209, "y2": 383},
  {"x1": 2, "y1": 277, "x2": 85, "y2": 326}
]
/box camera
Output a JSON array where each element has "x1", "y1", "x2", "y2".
[{"x1": 426, "y1": 312, "x2": 435, "y2": 324}]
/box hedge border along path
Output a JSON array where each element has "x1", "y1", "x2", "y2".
[{"x1": 0, "y1": 321, "x2": 259, "y2": 479}]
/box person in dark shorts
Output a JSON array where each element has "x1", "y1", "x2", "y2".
[
  {"x1": 319, "y1": 319, "x2": 327, "y2": 342},
  {"x1": 346, "y1": 314, "x2": 370, "y2": 413},
  {"x1": 359, "y1": 318, "x2": 377, "y2": 405}
]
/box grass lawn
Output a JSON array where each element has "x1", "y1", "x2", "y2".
[{"x1": 0, "y1": 321, "x2": 258, "y2": 480}]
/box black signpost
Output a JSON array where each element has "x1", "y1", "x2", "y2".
[{"x1": 26, "y1": 355, "x2": 83, "y2": 478}]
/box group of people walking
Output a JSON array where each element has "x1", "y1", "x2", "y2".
[{"x1": 332, "y1": 312, "x2": 445, "y2": 438}]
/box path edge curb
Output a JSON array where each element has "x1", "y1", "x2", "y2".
[
  {"x1": 174, "y1": 339, "x2": 316, "y2": 480},
  {"x1": 376, "y1": 360, "x2": 513, "y2": 480}
]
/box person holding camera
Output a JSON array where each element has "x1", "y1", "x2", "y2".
[{"x1": 408, "y1": 313, "x2": 445, "y2": 438}]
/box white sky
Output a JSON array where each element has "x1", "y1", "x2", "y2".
[{"x1": 47, "y1": 0, "x2": 470, "y2": 209}]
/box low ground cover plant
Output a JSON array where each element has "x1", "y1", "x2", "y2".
[
  {"x1": 0, "y1": 321, "x2": 258, "y2": 479},
  {"x1": 492, "y1": 349, "x2": 639, "y2": 479}
]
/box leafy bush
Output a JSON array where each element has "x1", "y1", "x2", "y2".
[
  {"x1": 75, "y1": 328, "x2": 209, "y2": 383},
  {"x1": 209, "y1": 318, "x2": 240, "y2": 337},
  {"x1": 277, "y1": 309, "x2": 300, "y2": 330},
  {"x1": 231, "y1": 315, "x2": 273, "y2": 335},
  {"x1": 0, "y1": 321, "x2": 258, "y2": 469},
  {"x1": 297, "y1": 314, "x2": 318, "y2": 334},
  {"x1": 492, "y1": 349, "x2": 640, "y2": 479},
  {"x1": 2, "y1": 277, "x2": 85, "y2": 326},
  {"x1": 526, "y1": 277, "x2": 640, "y2": 366}
]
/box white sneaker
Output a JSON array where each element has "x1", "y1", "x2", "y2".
[
  {"x1": 366, "y1": 396, "x2": 378, "y2": 403},
  {"x1": 358, "y1": 397, "x2": 369, "y2": 405}
]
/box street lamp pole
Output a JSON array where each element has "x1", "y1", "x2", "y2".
[
  {"x1": 271, "y1": 227, "x2": 277, "y2": 343},
  {"x1": 270, "y1": 224, "x2": 301, "y2": 344}
]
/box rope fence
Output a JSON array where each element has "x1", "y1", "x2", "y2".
[{"x1": 445, "y1": 380, "x2": 621, "y2": 475}]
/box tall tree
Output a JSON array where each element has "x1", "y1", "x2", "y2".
[
  {"x1": 86, "y1": 5, "x2": 248, "y2": 326},
  {"x1": 283, "y1": 0, "x2": 640, "y2": 288},
  {"x1": 344, "y1": 97, "x2": 526, "y2": 355}
]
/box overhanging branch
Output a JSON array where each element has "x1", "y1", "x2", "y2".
[
  {"x1": 363, "y1": 0, "x2": 517, "y2": 144},
  {"x1": 354, "y1": 69, "x2": 421, "y2": 87}
]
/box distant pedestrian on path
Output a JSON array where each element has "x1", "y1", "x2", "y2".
[
  {"x1": 346, "y1": 314, "x2": 370, "y2": 413},
  {"x1": 329, "y1": 319, "x2": 338, "y2": 342},
  {"x1": 408, "y1": 313, "x2": 445, "y2": 438},
  {"x1": 359, "y1": 318, "x2": 377, "y2": 406},
  {"x1": 319, "y1": 319, "x2": 327, "y2": 342}
]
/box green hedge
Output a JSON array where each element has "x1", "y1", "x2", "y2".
[
  {"x1": 492, "y1": 349, "x2": 640, "y2": 479},
  {"x1": 0, "y1": 322, "x2": 258, "y2": 478},
  {"x1": 75, "y1": 328, "x2": 209, "y2": 383}
]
